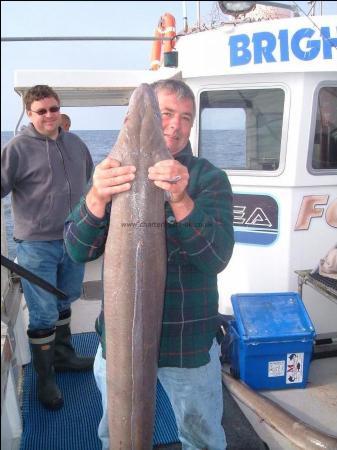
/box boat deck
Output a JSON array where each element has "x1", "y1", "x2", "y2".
[{"x1": 2, "y1": 272, "x2": 336, "y2": 449}]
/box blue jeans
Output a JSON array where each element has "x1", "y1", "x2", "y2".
[
  {"x1": 93, "y1": 339, "x2": 226, "y2": 450},
  {"x1": 16, "y1": 239, "x2": 85, "y2": 330}
]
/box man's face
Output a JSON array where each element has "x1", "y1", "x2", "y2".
[
  {"x1": 157, "y1": 90, "x2": 194, "y2": 156},
  {"x1": 27, "y1": 97, "x2": 60, "y2": 138}
]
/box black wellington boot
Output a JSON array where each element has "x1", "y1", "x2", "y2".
[
  {"x1": 54, "y1": 309, "x2": 94, "y2": 372},
  {"x1": 28, "y1": 328, "x2": 64, "y2": 410}
]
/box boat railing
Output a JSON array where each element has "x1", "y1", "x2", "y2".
[
  {"x1": 1, "y1": 200, "x2": 30, "y2": 449},
  {"x1": 295, "y1": 268, "x2": 337, "y2": 359}
]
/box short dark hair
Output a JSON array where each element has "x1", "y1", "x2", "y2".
[
  {"x1": 151, "y1": 79, "x2": 196, "y2": 119},
  {"x1": 24, "y1": 85, "x2": 60, "y2": 111}
]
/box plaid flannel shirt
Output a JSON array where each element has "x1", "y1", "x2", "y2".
[{"x1": 64, "y1": 143, "x2": 234, "y2": 368}]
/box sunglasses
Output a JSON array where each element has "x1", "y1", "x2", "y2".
[{"x1": 29, "y1": 106, "x2": 60, "y2": 116}]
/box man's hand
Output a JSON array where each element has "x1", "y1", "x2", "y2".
[
  {"x1": 86, "y1": 157, "x2": 136, "y2": 218},
  {"x1": 148, "y1": 160, "x2": 189, "y2": 203},
  {"x1": 148, "y1": 160, "x2": 194, "y2": 221}
]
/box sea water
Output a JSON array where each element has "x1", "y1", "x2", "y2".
[{"x1": 1, "y1": 129, "x2": 243, "y2": 259}]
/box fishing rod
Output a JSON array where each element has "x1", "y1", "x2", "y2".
[{"x1": 1, "y1": 254, "x2": 68, "y2": 300}]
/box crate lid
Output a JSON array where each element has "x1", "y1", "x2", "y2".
[{"x1": 231, "y1": 292, "x2": 316, "y2": 342}]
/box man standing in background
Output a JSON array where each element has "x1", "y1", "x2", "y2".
[
  {"x1": 60, "y1": 113, "x2": 71, "y2": 131},
  {"x1": 1, "y1": 85, "x2": 94, "y2": 410}
]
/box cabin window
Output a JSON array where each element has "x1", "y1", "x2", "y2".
[
  {"x1": 199, "y1": 88, "x2": 284, "y2": 171},
  {"x1": 311, "y1": 86, "x2": 337, "y2": 171}
]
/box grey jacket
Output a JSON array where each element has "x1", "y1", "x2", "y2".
[{"x1": 1, "y1": 124, "x2": 93, "y2": 241}]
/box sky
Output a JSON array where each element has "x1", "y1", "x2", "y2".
[{"x1": 1, "y1": 0, "x2": 336, "y2": 131}]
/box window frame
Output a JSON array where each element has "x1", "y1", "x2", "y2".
[
  {"x1": 307, "y1": 81, "x2": 337, "y2": 176},
  {"x1": 196, "y1": 83, "x2": 290, "y2": 177}
]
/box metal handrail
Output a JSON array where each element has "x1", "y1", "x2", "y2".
[{"x1": 2, "y1": 36, "x2": 173, "y2": 42}]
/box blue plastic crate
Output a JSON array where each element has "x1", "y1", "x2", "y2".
[{"x1": 230, "y1": 292, "x2": 316, "y2": 390}]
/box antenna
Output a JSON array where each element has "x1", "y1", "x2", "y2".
[{"x1": 182, "y1": 1, "x2": 188, "y2": 32}]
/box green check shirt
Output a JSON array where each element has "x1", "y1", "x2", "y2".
[{"x1": 64, "y1": 143, "x2": 234, "y2": 368}]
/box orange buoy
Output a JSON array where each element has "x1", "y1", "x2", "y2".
[{"x1": 150, "y1": 13, "x2": 176, "y2": 70}]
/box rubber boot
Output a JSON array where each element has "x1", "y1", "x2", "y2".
[
  {"x1": 54, "y1": 309, "x2": 94, "y2": 372},
  {"x1": 28, "y1": 328, "x2": 64, "y2": 410}
]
